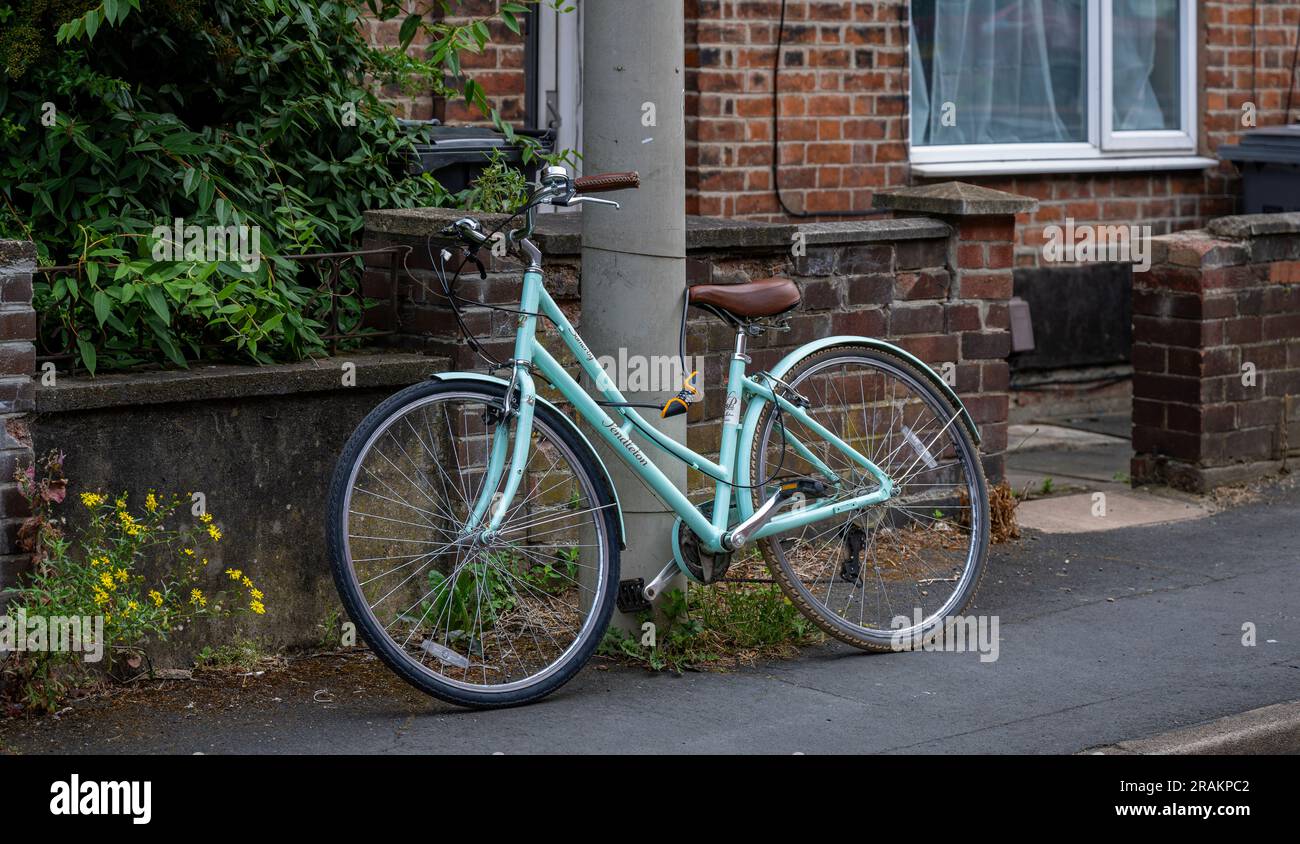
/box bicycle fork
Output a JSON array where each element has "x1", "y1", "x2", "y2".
[{"x1": 464, "y1": 363, "x2": 538, "y2": 541}]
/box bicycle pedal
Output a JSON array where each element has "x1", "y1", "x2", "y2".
[{"x1": 616, "y1": 578, "x2": 652, "y2": 614}]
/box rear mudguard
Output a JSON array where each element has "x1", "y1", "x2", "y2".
[
  {"x1": 428, "y1": 371, "x2": 626, "y2": 548},
  {"x1": 734, "y1": 336, "x2": 981, "y2": 521}
]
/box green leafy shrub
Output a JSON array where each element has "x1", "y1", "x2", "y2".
[
  {"x1": 41, "y1": 233, "x2": 335, "y2": 371},
  {"x1": 0, "y1": 0, "x2": 547, "y2": 372}
]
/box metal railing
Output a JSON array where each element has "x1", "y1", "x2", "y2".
[{"x1": 33, "y1": 245, "x2": 410, "y2": 373}]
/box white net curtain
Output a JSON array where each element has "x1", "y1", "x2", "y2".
[{"x1": 910, "y1": 0, "x2": 1181, "y2": 147}]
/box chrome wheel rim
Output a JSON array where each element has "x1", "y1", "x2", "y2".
[
  {"x1": 340, "y1": 391, "x2": 609, "y2": 694},
  {"x1": 756, "y1": 355, "x2": 985, "y2": 641}
]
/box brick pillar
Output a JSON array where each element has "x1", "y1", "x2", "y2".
[
  {"x1": 0, "y1": 240, "x2": 37, "y2": 597},
  {"x1": 873, "y1": 183, "x2": 1037, "y2": 483},
  {"x1": 1132, "y1": 214, "x2": 1300, "y2": 492}
]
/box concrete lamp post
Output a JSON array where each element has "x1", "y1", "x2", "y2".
[{"x1": 580, "y1": 0, "x2": 688, "y2": 629}]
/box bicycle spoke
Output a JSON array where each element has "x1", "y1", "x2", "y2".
[
  {"x1": 337, "y1": 388, "x2": 612, "y2": 697},
  {"x1": 754, "y1": 351, "x2": 986, "y2": 642}
]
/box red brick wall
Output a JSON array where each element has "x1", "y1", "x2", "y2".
[
  {"x1": 686, "y1": 0, "x2": 911, "y2": 218},
  {"x1": 0, "y1": 240, "x2": 37, "y2": 594},
  {"x1": 1131, "y1": 217, "x2": 1300, "y2": 491},
  {"x1": 365, "y1": 0, "x2": 526, "y2": 124},
  {"x1": 361, "y1": 205, "x2": 1018, "y2": 483},
  {"x1": 687, "y1": 0, "x2": 1300, "y2": 267},
  {"x1": 362, "y1": 12, "x2": 434, "y2": 120},
  {"x1": 370, "y1": 1, "x2": 1300, "y2": 265}
]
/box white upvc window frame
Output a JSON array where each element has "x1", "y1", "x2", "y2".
[
  {"x1": 908, "y1": 0, "x2": 1199, "y2": 168},
  {"x1": 1099, "y1": 0, "x2": 1198, "y2": 152}
]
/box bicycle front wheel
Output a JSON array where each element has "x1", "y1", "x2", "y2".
[
  {"x1": 328, "y1": 379, "x2": 620, "y2": 708},
  {"x1": 750, "y1": 346, "x2": 990, "y2": 650}
]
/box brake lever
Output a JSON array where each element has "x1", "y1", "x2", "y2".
[
  {"x1": 558, "y1": 195, "x2": 621, "y2": 210},
  {"x1": 464, "y1": 248, "x2": 487, "y2": 280}
]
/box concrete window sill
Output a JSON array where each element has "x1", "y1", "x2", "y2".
[{"x1": 910, "y1": 156, "x2": 1220, "y2": 178}]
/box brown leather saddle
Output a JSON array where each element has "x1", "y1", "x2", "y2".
[{"x1": 688, "y1": 277, "x2": 800, "y2": 324}]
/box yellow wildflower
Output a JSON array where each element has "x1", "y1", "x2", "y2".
[
  {"x1": 250, "y1": 588, "x2": 263, "y2": 601},
  {"x1": 125, "y1": 601, "x2": 138, "y2": 614},
  {"x1": 225, "y1": 568, "x2": 242, "y2": 581},
  {"x1": 190, "y1": 589, "x2": 207, "y2": 607},
  {"x1": 114, "y1": 568, "x2": 128, "y2": 583},
  {"x1": 99, "y1": 572, "x2": 115, "y2": 590},
  {"x1": 92, "y1": 588, "x2": 109, "y2": 606},
  {"x1": 80, "y1": 492, "x2": 105, "y2": 508},
  {"x1": 148, "y1": 590, "x2": 163, "y2": 607},
  {"x1": 115, "y1": 495, "x2": 127, "y2": 510},
  {"x1": 183, "y1": 548, "x2": 195, "y2": 557},
  {"x1": 250, "y1": 599, "x2": 265, "y2": 615},
  {"x1": 207, "y1": 524, "x2": 222, "y2": 542},
  {"x1": 145, "y1": 492, "x2": 158, "y2": 512},
  {"x1": 241, "y1": 576, "x2": 253, "y2": 589},
  {"x1": 199, "y1": 512, "x2": 213, "y2": 524},
  {"x1": 117, "y1": 511, "x2": 143, "y2": 536}
]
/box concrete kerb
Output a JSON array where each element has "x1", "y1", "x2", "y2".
[{"x1": 1086, "y1": 700, "x2": 1300, "y2": 754}]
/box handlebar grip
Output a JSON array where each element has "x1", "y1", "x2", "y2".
[{"x1": 574, "y1": 171, "x2": 640, "y2": 193}]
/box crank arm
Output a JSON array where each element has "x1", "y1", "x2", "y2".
[{"x1": 642, "y1": 559, "x2": 681, "y2": 602}]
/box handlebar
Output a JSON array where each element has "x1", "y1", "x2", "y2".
[
  {"x1": 574, "y1": 171, "x2": 641, "y2": 194},
  {"x1": 439, "y1": 167, "x2": 640, "y2": 257}
]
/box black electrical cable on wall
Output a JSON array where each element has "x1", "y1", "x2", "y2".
[
  {"x1": 1287, "y1": 11, "x2": 1300, "y2": 121},
  {"x1": 769, "y1": 0, "x2": 890, "y2": 219},
  {"x1": 1249, "y1": 0, "x2": 1258, "y2": 115}
]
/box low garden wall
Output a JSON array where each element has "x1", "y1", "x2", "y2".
[
  {"x1": 1, "y1": 342, "x2": 443, "y2": 654},
  {"x1": 1132, "y1": 212, "x2": 1300, "y2": 491},
  {"x1": 0, "y1": 180, "x2": 1028, "y2": 655},
  {"x1": 362, "y1": 181, "x2": 1033, "y2": 491}
]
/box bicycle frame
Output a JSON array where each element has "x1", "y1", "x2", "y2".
[{"x1": 462, "y1": 265, "x2": 894, "y2": 556}]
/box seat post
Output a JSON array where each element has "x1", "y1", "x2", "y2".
[{"x1": 733, "y1": 326, "x2": 750, "y2": 364}]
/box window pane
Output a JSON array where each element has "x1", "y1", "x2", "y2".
[
  {"x1": 911, "y1": 0, "x2": 1088, "y2": 146},
  {"x1": 1112, "y1": 0, "x2": 1181, "y2": 131}
]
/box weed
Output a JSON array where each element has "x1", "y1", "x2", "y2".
[
  {"x1": 194, "y1": 639, "x2": 265, "y2": 672},
  {"x1": 317, "y1": 607, "x2": 344, "y2": 650},
  {"x1": 598, "y1": 581, "x2": 822, "y2": 672}
]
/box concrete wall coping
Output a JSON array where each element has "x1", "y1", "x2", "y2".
[
  {"x1": 873, "y1": 181, "x2": 1038, "y2": 216},
  {"x1": 0, "y1": 239, "x2": 37, "y2": 268},
  {"x1": 36, "y1": 353, "x2": 444, "y2": 414},
  {"x1": 1148, "y1": 214, "x2": 1300, "y2": 270},
  {"x1": 363, "y1": 207, "x2": 951, "y2": 255},
  {"x1": 1206, "y1": 211, "x2": 1300, "y2": 240}
]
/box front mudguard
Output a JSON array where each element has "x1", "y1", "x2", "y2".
[{"x1": 427, "y1": 371, "x2": 626, "y2": 548}]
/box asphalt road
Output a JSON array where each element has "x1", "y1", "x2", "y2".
[{"x1": 3, "y1": 485, "x2": 1298, "y2": 755}]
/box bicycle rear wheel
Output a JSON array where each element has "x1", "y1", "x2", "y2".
[
  {"x1": 328, "y1": 379, "x2": 620, "y2": 708},
  {"x1": 750, "y1": 346, "x2": 989, "y2": 650}
]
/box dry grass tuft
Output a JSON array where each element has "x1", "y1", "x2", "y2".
[{"x1": 988, "y1": 481, "x2": 1021, "y2": 544}]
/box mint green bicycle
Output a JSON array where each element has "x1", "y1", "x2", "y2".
[{"x1": 328, "y1": 166, "x2": 989, "y2": 708}]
